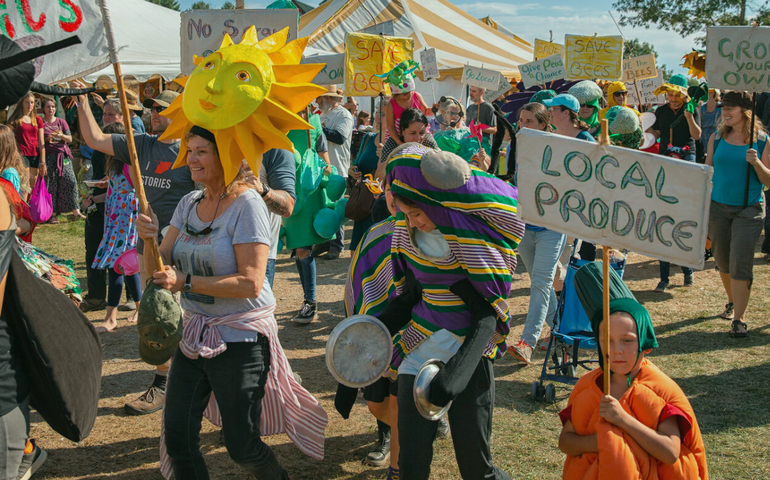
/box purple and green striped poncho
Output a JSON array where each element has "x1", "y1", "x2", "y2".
[
  {"x1": 344, "y1": 218, "x2": 397, "y2": 318},
  {"x1": 385, "y1": 144, "x2": 525, "y2": 377}
]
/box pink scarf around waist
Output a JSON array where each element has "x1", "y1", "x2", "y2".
[{"x1": 159, "y1": 304, "x2": 327, "y2": 478}]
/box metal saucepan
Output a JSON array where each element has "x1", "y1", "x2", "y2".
[
  {"x1": 325, "y1": 314, "x2": 393, "y2": 388},
  {"x1": 413, "y1": 358, "x2": 452, "y2": 420}
]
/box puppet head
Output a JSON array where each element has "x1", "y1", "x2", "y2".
[
  {"x1": 378, "y1": 60, "x2": 420, "y2": 95},
  {"x1": 606, "y1": 106, "x2": 643, "y2": 149},
  {"x1": 160, "y1": 26, "x2": 327, "y2": 184}
]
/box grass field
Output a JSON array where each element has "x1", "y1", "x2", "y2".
[{"x1": 27, "y1": 216, "x2": 770, "y2": 479}]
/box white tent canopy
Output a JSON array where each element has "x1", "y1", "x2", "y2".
[
  {"x1": 299, "y1": 0, "x2": 533, "y2": 75},
  {"x1": 83, "y1": 0, "x2": 180, "y2": 83}
]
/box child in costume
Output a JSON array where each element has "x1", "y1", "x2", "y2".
[
  {"x1": 381, "y1": 61, "x2": 433, "y2": 144},
  {"x1": 559, "y1": 262, "x2": 708, "y2": 480},
  {"x1": 90, "y1": 122, "x2": 141, "y2": 333},
  {"x1": 373, "y1": 144, "x2": 523, "y2": 479}
]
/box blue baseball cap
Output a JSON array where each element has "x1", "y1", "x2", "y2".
[{"x1": 543, "y1": 94, "x2": 580, "y2": 113}]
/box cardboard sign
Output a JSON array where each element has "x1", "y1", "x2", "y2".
[
  {"x1": 625, "y1": 73, "x2": 666, "y2": 106},
  {"x1": 419, "y1": 48, "x2": 439, "y2": 80},
  {"x1": 520, "y1": 53, "x2": 567, "y2": 89},
  {"x1": 484, "y1": 72, "x2": 513, "y2": 101},
  {"x1": 706, "y1": 26, "x2": 770, "y2": 91},
  {"x1": 622, "y1": 54, "x2": 657, "y2": 82},
  {"x1": 360, "y1": 20, "x2": 395, "y2": 36},
  {"x1": 301, "y1": 53, "x2": 344, "y2": 86},
  {"x1": 516, "y1": 129, "x2": 712, "y2": 269},
  {"x1": 565, "y1": 35, "x2": 624, "y2": 81},
  {"x1": 463, "y1": 65, "x2": 502, "y2": 90},
  {"x1": 181, "y1": 9, "x2": 299, "y2": 75},
  {"x1": 534, "y1": 39, "x2": 565, "y2": 60},
  {"x1": 1, "y1": 0, "x2": 111, "y2": 84},
  {"x1": 344, "y1": 33, "x2": 413, "y2": 97}
]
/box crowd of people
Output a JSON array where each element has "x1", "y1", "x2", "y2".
[{"x1": 0, "y1": 38, "x2": 766, "y2": 479}]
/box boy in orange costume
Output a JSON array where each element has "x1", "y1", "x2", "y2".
[{"x1": 559, "y1": 263, "x2": 708, "y2": 480}]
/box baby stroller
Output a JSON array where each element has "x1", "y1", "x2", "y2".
[{"x1": 531, "y1": 240, "x2": 627, "y2": 403}]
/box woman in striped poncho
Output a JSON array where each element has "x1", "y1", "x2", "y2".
[{"x1": 377, "y1": 143, "x2": 524, "y2": 479}]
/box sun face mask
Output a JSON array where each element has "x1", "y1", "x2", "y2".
[{"x1": 160, "y1": 26, "x2": 327, "y2": 184}]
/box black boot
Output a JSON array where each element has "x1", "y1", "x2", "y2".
[{"x1": 365, "y1": 423, "x2": 391, "y2": 467}]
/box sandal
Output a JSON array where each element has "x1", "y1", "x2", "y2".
[
  {"x1": 730, "y1": 320, "x2": 748, "y2": 338},
  {"x1": 720, "y1": 303, "x2": 734, "y2": 320},
  {"x1": 48, "y1": 217, "x2": 60, "y2": 224}
]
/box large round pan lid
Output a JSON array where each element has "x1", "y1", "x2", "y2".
[{"x1": 326, "y1": 314, "x2": 393, "y2": 388}]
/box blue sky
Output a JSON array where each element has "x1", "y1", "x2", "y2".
[{"x1": 176, "y1": 0, "x2": 699, "y2": 76}]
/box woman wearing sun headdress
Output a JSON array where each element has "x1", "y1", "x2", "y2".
[
  {"x1": 132, "y1": 26, "x2": 329, "y2": 479},
  {"x1": 373, "y1": 143, "x2": 523, "y2": 479}
]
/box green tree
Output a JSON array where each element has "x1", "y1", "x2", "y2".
[
  {"x1": 191, "y1": 1, "x2": 211, "y2": 9},
  {"x1": 221, "y1": 1, "x2": 235, "y2": 8},
  {"x1": 613, "y1": 0, "x2": 768, "y2": 40},
  {"x1": 145, "y1": 0, "x2": 180, "y2": 11},
  {"x1": 624, "y1": 38, "x2": 674, "y2": 81}
]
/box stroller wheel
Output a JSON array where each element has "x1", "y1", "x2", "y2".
[
  {"x1": 567, "y1": 364, "x2": 577, "y2": 377},
  {"x1": 545, "y1": 384, "x2": 557, "y2": 404},
  {"x1": 530, "y1": 381, "x2": 540, "y2": 401}
]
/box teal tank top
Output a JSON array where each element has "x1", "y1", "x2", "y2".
[{"x1": 711, "y1": 136, "x2": 765, "y2": 206}]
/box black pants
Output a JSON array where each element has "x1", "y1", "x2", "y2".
[
  {"x1": 84, "y1": 210, "x2": 106, "y2": 302},
  {"x1": 397, "y1": 358, "x2": 511, "y2": 480},
  {"x1": 763, "y1": 190, "x2": 770, "y2": 254}
]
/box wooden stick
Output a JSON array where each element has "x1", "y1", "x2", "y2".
[
  {"x1": 600, "y1": 117, "x2": 611, "y2": 395},
  {"x1": 745, "y1": 92, "x2": 757, "y2": 208},
  {"x1": 602, "y1": 244, "x2": 611, "y2": 395},
  {"x1": 98, "y1": 0, "x2": 164, "y2": 271}
]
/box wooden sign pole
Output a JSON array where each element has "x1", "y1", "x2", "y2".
[
  {"x1": 98, "y1": 0, "x2": 164, "y2": 270},
  {"x1": 600, "y1": 118, "x2": 611, "y2": 395}
]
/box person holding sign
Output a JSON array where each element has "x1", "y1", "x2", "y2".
[
  {"x1": 467, "y1": 86, "x2": 498, "y2": 142},
  {"x1": 559, "y1": 263, "x2": 708, "y2": 479},
  {"x1": 650, "y1": 74, "x2": 701, "y2": 292},
  {"x1": 508, "y1": 102, "x2": 565, "y2": 364},
  {"x1": 706, "y1": 91, "x2": 770, "y2": 338}
]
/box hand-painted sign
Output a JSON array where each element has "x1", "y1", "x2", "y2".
[
  {"x1": 520, "y1": 53, "x2": 567, "y2": 89},
  {"x1": 419, "y1": 48, "x2": 439, "y2": 80},
  {"x1": 565, "y1": 35, "x2": 623, "y2": 81},
  {"x1": 463, "y1": 65, "x2": 502, "y2": 90},
  {"x1": 706, "y1": 26, "x2": 770, "y2": 91},
  {"x1": 534, "y1": 39, "x2": 564, "y2": 60},
  {"x1": 0, "y1": 0, "x2": 111, "y2": 84},
  {"x1": 181, "y1": 9, "x2": 298, "y2": 75},
  {"x1": 301, "y1": 52, "x2": 344, "y2": 86},
  {"x1": 621, "y1": 54, "x2": 657, "y2": 82},
  {"x1": 516, "y1": 129, "x2": 712, "y2": 269},
  {"x1": 343, "y1": 32, "x2": 413, "y2": 97},
  {"x1": 625, "y1": 72, "x2": 666, "y2": 106}
]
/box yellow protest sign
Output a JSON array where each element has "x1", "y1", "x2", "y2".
[
  {"x1": 344, "y1": 33, "x2": 414, "y2": 97},
  {"x1": 534, "y1": 39, "x2": 564, "y2": 60},
  {"x1": 565, "y1": 35, "x2": 624, "y2": 80}
]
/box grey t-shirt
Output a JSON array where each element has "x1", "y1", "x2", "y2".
[
  {"x1": 112, "y1": 134, "x2": 196, "y2": 254},
  {"x1": 170, "y1": 189, "x2": 274, "y2": 341},
  {"x1": 257, "y1": 148, "x2": 297, "y2": 260},
  {"x1": 466, "y1": 102, "x2": 497, "y2": 140}
]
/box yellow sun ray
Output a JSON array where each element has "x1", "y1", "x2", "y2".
[{"x1": 160, "y1": 25, "x2": 328, "y2": 184}]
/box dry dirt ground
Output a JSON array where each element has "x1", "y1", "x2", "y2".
[{"x1": 28, "y1": 221, "x2": 770, "y2": 479}]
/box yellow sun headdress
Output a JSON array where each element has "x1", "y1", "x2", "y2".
[{"x1": 159, "y1": 26, "x2": 327, "y2": 184}]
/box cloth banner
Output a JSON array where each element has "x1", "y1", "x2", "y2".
[
  {"x1": 0, "y1": 0, "x2": 112, "y2": 85},
  {"x1": 706, "y1": 26, "x2": 770, "y2": 91},
  {"x1": 621, "y1": 54, "x2": 657, "y2": 82},
  {"x1": 516, "y1": 129, "x2": 712, "y2": 269},
  {"x1": 180, "y1": 9, "x2": 298, "y2": 75},
  {"x1": 520, "y1": 53, "x2": 566, "y2": 89},
  {"x1": 534, "y1": 39, "x2": 564, "y2": 60},
  {"x1": 343, "y1": 32, "x2": 413, "y2": 97},
  {"x1": 301, "y1": 52, "x2": 344, "y2": 86},
  {"x1": 565, "y1": 35, "x2": 623, "y2": 81}
]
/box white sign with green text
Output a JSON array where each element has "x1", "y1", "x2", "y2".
[
  {"x1": 516, "y1": 129, "x2": 713, "y2": 269},
  {"x1": 706, "y1": 26, "x2": 770, "y2": 91}
]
